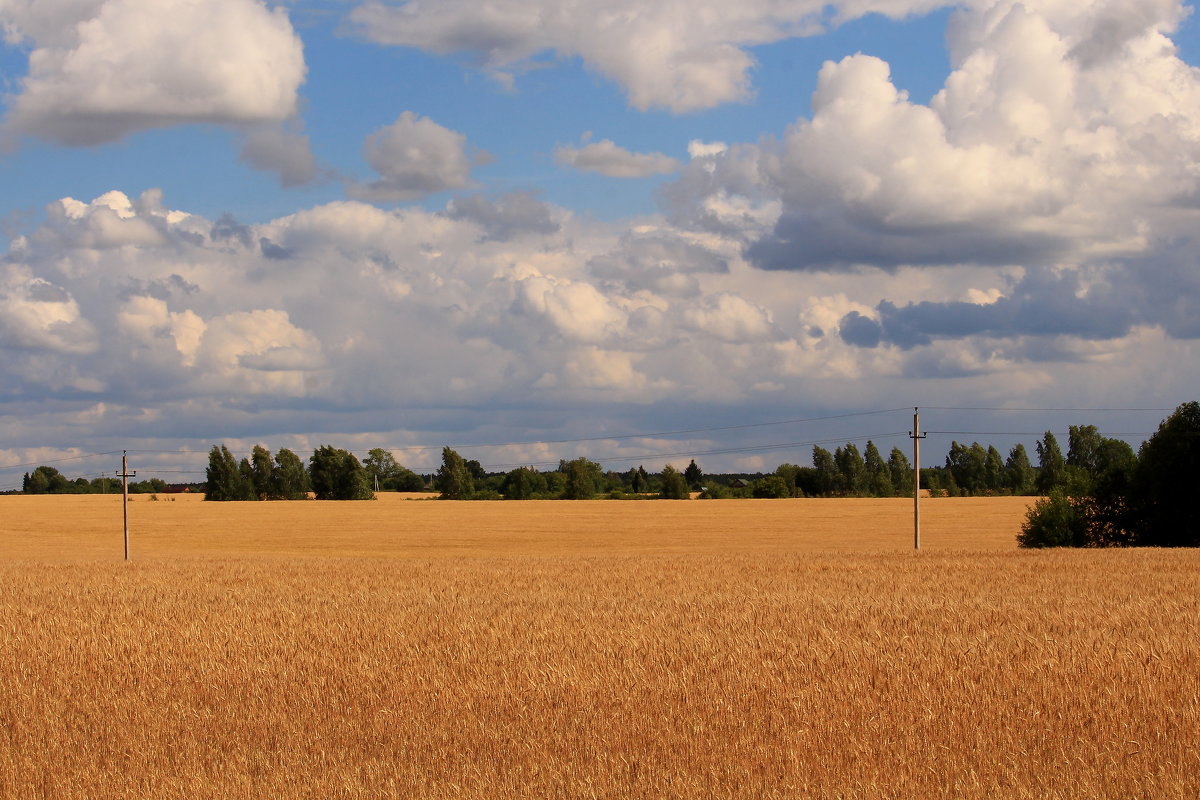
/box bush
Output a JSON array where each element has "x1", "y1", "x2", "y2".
[
  {"x1": 1017, "y1": 490, "x2": 1088, "y2": 548},
  {"x1": 752, "y1": 475, "x2": 791, "y2": 499}
]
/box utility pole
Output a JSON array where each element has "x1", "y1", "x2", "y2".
[
  {"x1": 119, "y1": 451, "x2": 136, "y2": 561},
  {"x1": 910, "y1": 408, "x2": 926, "y2": 550}
]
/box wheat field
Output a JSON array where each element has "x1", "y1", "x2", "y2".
[{"x1": 1, "y1": 495, "x2": 1197, "y2": 799}]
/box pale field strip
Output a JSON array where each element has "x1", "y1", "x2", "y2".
[
  {"x1": 0, "y1": 493, "x2": 1030, "y2": 560},
  {"x1": 0, "y1": 496, "x2": 1197, "y2": 799}
]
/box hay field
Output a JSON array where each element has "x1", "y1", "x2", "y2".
[
  {"x1": 1, "y1": 496, "x2": 1197, "y2": 799},
  {"x1": 0, "y1": 493, "x2": 1029, "y2": 560}
]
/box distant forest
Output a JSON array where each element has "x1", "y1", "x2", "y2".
[
  {"x1": 15, "y1": 423, "x2": 1138, "y2": 502},
  {"x1": 15, "y1": 403, "x2": 1198, "y2": 548}
]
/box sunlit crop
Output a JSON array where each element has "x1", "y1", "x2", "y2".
[{"x1": 0, "y1": 495, "x2": 1194, "y2": 799}]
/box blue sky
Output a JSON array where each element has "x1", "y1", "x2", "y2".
[{"x1": 1, "y1": 0, "x2": 1198, "y2": 486}]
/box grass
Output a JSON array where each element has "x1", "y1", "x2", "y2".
[{"x1": 0, "y1": 495, "x2": 1196, "y2": 798}]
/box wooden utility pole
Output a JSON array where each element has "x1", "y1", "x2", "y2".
[
  {"x1": 120, "y1": 451, "x2": 136, "y2": 561},
  {"x1": 911, "y1": 408, "x2": 926, "y2": 550}
]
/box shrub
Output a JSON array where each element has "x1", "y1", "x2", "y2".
[{"x1": 1017, "y1": 490, "x2": 1088, "y2": 548}]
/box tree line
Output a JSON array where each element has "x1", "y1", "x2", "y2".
[
  {"x1": 1018, "y1": 402, "x2": 1199, "y2": 548},
  {"x1": 19, "y1": 467, "x2": 166, "y2": 495},
  {"x1": 16, "y1": 405, "x2": 1193, "y2": 534}
]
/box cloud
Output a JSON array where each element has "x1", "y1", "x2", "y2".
[
  {"x1": 555, "y1": 138, "x2": 681, "y2": 178},
  {"x1": 1, "y1": 0, "x2": 306, "y2": 145},
  {"x1": 348, "y1": 112, "x2": 488, "y2": 202},
  {"x1": 441, "y1": 191, "x2": 560, "y2": 241},
  {"x1": 237, "y1": 123, "x2": 321, "y2": 188},
  {"x1": 666, "y1": 0, "x2": 1200, "y2": 272},
  {"x1": 837, "y1": 265, "x2": 1147, "y2": 351},
  {"x1": 348, "y1": 0, "x2": 959, "y2": 113},
  {"x1": 0, "y1": 265, "x2": 97, "y2": 354},
  {"x1": 587, "y1": 230, "x2": 728, "y2": 297},
  {"x1": 682, "y1": 293, "x2": 777, "y2": 342}
]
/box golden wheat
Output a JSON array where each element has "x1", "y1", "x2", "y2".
[{"x1": 0, "y1": 496, "x2": 1195, "y2": 799}]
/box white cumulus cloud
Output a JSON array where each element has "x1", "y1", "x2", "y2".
[
  {"x1": 348, "y1": 0, "x2": 953, "y2": 113},
  {"x1": 1, "y1": 0, "x2": 306, "y2": 145}
]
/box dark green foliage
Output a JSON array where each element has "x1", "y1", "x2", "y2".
[
  {"x1": 887, "y1": 447, "x2": 913, "y2": 496},
  {"x1": 752, "y1": 475, "x2": 791, "y2": 498},
  {"x1": 128, "y1": 478, "x2": 167, "y2": 494},
  {"x1": 501, "y1": 467, "x2": 539, "y2": 499},
  {"x1": 466, "y1": 459, "x2": 487, "y2": 483},
  {"x1": 775, "y1": 464, "x2": 801, "y2": 497},
  {"x1": 362, "y1": 448, "x2": 425, "y2": 492},
  {"x1": 90, "y1": 477, "x2": 121, "y2": 494},
  {"x1": 834, "y1": 443, "x2": 866, "y2": 495},
  {"x1": 864, "y1": 441, "x2": 893, "y2": 497},
  {"x1": 23, "y1": 466, "x2": 72, "y2": 494},
  {"x1": 561, "y1": 457, "x2": 601, "y2": 500},
  {"x1": 249, "y1": 445, "x2": 274, "y2": 500},
  {"x1": 309, "y1": 446, "x2": 373, "y2": 500},
  {"x1": 946, "y1": 441, "x2": 990, "y2": 495},
  {"x1": 1127, "y1": 402, "x2": 1200, "y2": 547},
  {"x1": 811, "y1": 446, "x2": 837, "y2": 496},
  {"x1": 1005, "y1": 444, "x2": 1036, "y2": 495},
  {"x1": 435, "y1": 447, "x2": 474, "y2": 500},
  {"x1": 697, "y1": 484, "x2": 733, "y2": 499},
  {"x1": 683, "y1": 459, "x2": 703, "y2": 490},
  {"x1": 1018, "y1": 403, "x2": 1197, "y2": 547},
  {"x1": 659, "y1": 464, "x2": 690, "y2": 499},
  {"x1": 627, "y1": 465, "x2": 651, "y2": 493},
  {"x1": 1035, "y1": 431, "x2": 1066, "y2": 493},
  {"x1": 1017, "y1": 490, "x2": 1088, "y2": 548},
  {"x1": 205, "y1": 445, "x2": 254, "y2": 501},
  {"x1": 271, "y1": 448, "x2": 310, "y2": 500}
]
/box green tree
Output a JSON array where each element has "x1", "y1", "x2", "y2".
[
  {"x1": 562, "y1": 457, "x2": 601, "y2": 500},
  {"x1": 23, "y1": 469, "x2": 49, "y2": 494},
  {"x1": 1127, "y1": 402, "x2": 1200, "y2": 547},
  {"x1": 863, "y1": 441, "x2": 893, "y2": 497},
  {"x1": 984, "y1": 445, "x2": 1006, "y2": 493},
  {"x1": 363, "y1": 448, "x2": 400, "y2": 492},
  {"x1": 683, "y1": 459, "x2": 703, "y2": 491},
  {"x1": 887, "y1": 447, "x2": 913, "y2": 496},
  {"x1": 775, "y1": 464, "x2": 802, "y2": 497},
  {"x1": 501, "y1": 467, "x2": 539, "y2": 500},
  {"x1": 248, "y1": 445, "x2": 274, "y2": 500},
  {"x1": 1005, "y1": 444, "x2": 1036, "y2": 495},
  {"x1": 24, "y1": 465, "x2": 73, "y2": 494},
  {"x1": 834, "y1": 443, "x2": 866, "y2": 495},
  {"x1": 752, "y1": 475, "x2": 791, "y2": 498},
  {"x1": 89, "y1": 476, "x2": 121, "y2": 494},
  {"x1": 205, "y1": 445, "x2": 254, "y2": 501},
  {"x1": 811, "y1": 446, "x2": 838, "y2": 496},
  {"x1": 1035, "y1": 431, "x2": 1067, "y2": 494},
  {"x1": 946, "y1": 441, "x2": 989, "y2": 495},
  {"x1": 271, "y1": 448, "x2": 310, "y2": 499},
  {"x1": 128, "y1": 478, "x2": 167, "y2": 494},
  {"x1": 309, "y1": 446, "x2": 373, "y2": 500},
  {"x1": 435, "y1": 447, "x2": 474, "y2": 500},
  {"x1": 659, "y1": 464, "x2": 690, "y2": 499}
]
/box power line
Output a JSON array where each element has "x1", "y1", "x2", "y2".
[
  {"x1": 0, "y1": 450, "x2": 121, "y2": 473},
  {"x1": 920, "y1": 406, "x2": 1174, "y2": 413},
  {"x1": 926, "y1": 430, "x2": 1154, "y2": 437},
  {"x1": 447, "y1": 431, "x2": 912, "y2": 472},
  {"x1": 368, "y1": 407, "x2": 912, "y2": 453}
]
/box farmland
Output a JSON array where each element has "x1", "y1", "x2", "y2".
[{"x1": 0, "y1": 495, "x2": 1197, "y2": 799}]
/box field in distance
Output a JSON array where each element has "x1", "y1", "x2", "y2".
[
  {"x1": 1, "y1": 495, "x2": 1196, "y2": 799},
  {"x1": 0, "y1": 493, "x2": 1031, "y2": 560}
]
